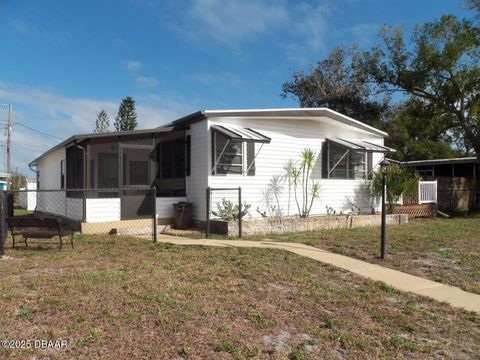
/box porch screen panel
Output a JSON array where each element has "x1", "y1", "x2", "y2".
[
  {"x1": 123, "y1": 148, "x2": 151, "y2": 186},
  {"x1": 66, "y1": 146, "x2": 84, "y2": 197},
  {"x1": 159, "y1": 138, "x2": 185, "y2": 179},
  {"x1": 98, "y1": 153, "x2": 118, "y2": 188}
]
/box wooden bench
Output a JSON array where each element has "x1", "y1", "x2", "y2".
[{"x1": 6, "y1": 216, "x2": 74, "y2": 249}]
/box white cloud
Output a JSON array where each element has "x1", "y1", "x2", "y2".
[
  {"x1": 348, "y1": 23, "x2": 379, "y2": 47},
  {"x1": 7, "y1": 18, "x2": 71, "y2": 45},
  {"x1": 123, "y1": 60, "x2": 143, "y2": 73},
  {"x1": 122, "y1": 60, "x2": 159, "y2": 88},
  {"x1": 135, "y1": 75, "x2": 159, "y2": 88},
  {"x1": 282, "y1": 2, "x2": 331, "y2": 65},
  {"x1": 184, "y1": 0, "x2": 289, "y2": 49},
  {"x1": 189, "y1": 71, "x2": 245, "y2": 87},
  {"x1": 0, "y1": 82, "x2": 195, "y2": 173},
  {"x1": 293, "y1": 2, "x2": 330, "y2": 54}
]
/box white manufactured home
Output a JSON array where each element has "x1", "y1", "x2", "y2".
[{"x1": 29, "y1": 108, "x2": 392, "y2": 228}]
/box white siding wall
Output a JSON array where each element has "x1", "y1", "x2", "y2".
[
  {"x1": 18, "y1": 182, "x2": 37, "y2": 210},
  {"x1": 86, "y1": 198, "x2": 121, "y2": 223},
  {"x1": 207, "y1": 117, "x2": 385, "y2": 219},
  {"x1": 35, "y1": 148, "x2": 69, "y2": 217},
  {"x1": 36, "y1": 147, "x2": 65, "y2": 190},
  {"x1": 156, "y1": 197, "x2": 188, "y2": 219},
  {"x1": 185, "y1": 121, "x2": 209, "y2": 221}
]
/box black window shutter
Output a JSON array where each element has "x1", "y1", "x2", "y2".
[
  {"x1": 367, "y1": 151, "x2": 373, "y2": 179},
  {"x1": 211, "y1": 130, "x2": 215, "y2": 175},
  {"x1": 321, "y1": 141, "x2": 328, "y2": 178},
  {"x1": 247, "y1": 142, "x2": 255, "y2": 176},
  {"x1": 185, "y1": 135, "x2": 191, "y2": 176}
]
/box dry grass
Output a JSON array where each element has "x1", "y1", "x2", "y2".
[
  {"x1": 0, "y1": 234, "x2": 479, "y2": 359},
  {"x1": 245, "y1": 217, "x2": 480, "y2": 295}
]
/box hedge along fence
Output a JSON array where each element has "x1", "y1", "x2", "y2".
[{"x1": 209, "y1": 213, "x2": 409, "y2": 237}]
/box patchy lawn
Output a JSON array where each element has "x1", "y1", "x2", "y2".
[
  {"x1": 13, "y1": 207, "x2": 33, "y2": 216},
  {"x1": 246, "y1": 217, "x2": 480, "y2": 295},
  {"x1": 0, "y1": 235, "x2": 479, "y2": 359}
]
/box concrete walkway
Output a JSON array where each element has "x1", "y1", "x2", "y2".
[{"x1": 157, "y1": 234, "x2": 480, "y2": 314}]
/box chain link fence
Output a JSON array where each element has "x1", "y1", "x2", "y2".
[
  {"x1": 0, "y1": 187, "x2": 158, "y2": 249},
  {"x1": 206, "y1": 187, "x2": 244, "y2": 238}
]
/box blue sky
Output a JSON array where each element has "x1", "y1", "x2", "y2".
[{"x1": 0, "y1": 0, "x2": 472, "y2": 174}]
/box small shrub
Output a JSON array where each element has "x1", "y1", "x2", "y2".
[{"x1": 212, "y1": 199, "x2": 251, "y2": 221}]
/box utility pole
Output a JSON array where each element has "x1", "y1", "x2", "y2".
[{"x1": 6, "y1": 104, "x2": 12, "y2": 189}]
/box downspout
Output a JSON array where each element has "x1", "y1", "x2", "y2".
[{"x1": 28, "y1": 163, "x2": 39, "y2": 189}]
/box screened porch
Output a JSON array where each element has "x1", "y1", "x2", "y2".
[{"x1": 63, "y1": 129, "x2": 189, "y2": 222}]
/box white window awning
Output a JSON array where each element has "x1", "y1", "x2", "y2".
[
  {"x1": 327, "y1": 138, "x2": 394, "y2": 153},
  {"x1": 211, "y1": 125, "x2": 271, "y2": 143}
]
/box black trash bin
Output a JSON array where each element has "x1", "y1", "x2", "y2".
[{"x1": 173, "y1": 202, "x2": 192, "y2": 230}]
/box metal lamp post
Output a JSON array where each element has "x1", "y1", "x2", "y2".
[{"x1": 380, "y1": 159, "x2": 391, "y2": 259}]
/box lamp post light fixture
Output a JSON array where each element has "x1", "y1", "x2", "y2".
[{"x1": 380, "y1": 159, "x2": 391, "y2": 259}]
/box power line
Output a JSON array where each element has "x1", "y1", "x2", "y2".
[
  {"x1": 14, "y1": 122, "x2": 63, "y2": 141},
  {"x1": 14, "y1": 141, "x2": 46, "y2": 151}
]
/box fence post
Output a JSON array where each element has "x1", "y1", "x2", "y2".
[
  {"x1": 206, "y1": 187, "x2": 211, "y2": 239},
  {"x1": 152, "y1": 185, "x2": 157, "y2": 243},
  {"x1": 238, "y1": 186, "x2": 242, "y2": 239},
  {"x1": 0, "y1": 192, "x2": 6, "y2": 257},
  {"x1": 82, "y1": 189, "x2": 87, "y2": 222},
  {"x1": 418, "y1": 181, "x2": 422, "y2": 204}
]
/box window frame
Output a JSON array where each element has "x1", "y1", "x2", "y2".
[
  {"x1": 325, "y1": 141, "x2": 369, "y2": 180},
  {"x1": 60, "y1": 159, "x2": 65, "y2": 189},
  {"x1": 212, "y1": 130, "x2": 245, "y2": 176}
]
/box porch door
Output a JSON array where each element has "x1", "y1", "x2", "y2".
[{"x1": 120, "y1": 146, "x2": 154, "y2": 220}]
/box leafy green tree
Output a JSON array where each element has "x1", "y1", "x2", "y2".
[
  {"x1": 463, "y1": 0, "x2": 480, "y2": 16},
  {"x1": 372, "y1": 165, "x2": 418, "y2": 213},
  {"x1": 385, "y1": 99, "x2": 461, "y2": 160},
  {"x1": 281, "y1": 47, "x2": 389, "y2": 129},
  {"x1": 94, "y1": 110, "x2": 110, "y2": 133},
  {"x1": 114, "y1": 96, "x2": 138, "y2": 131},
  {"x1": 357, "y1": 15, "x2": 480, "y2": 158},
  {"x1": 10, "y1": 172, "x2": 27, "y2": 190}
]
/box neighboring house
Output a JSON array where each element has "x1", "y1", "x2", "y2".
[
  {"x1": 403, "y1": 157, "x2": 480, "y2": 211},
  {"x1": 18, "y1": 181, "x2": 37, "y2": 211},
  {"x1": 29, "y1": 108, "x2": 393, "y2": 228},
  {"x1": 0, "y1": 172, "x2": 10, "y2": 190}
]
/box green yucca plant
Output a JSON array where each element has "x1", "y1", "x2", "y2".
[
  {"x1": 372, "y1": 164, "x2": 419, "y2": 213},
  {"x1": 286, "y1": 149, "x2": 321, "y2": 218}
]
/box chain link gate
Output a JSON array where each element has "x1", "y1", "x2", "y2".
[{"x1": 206, "y1": 186, "x2": 243, "y2": 238}]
